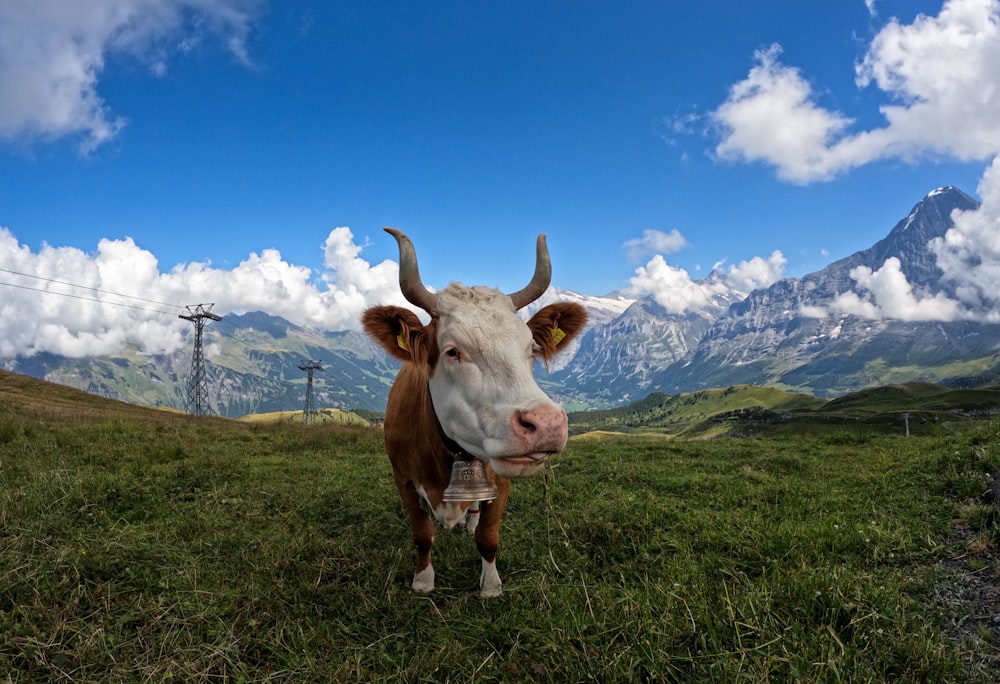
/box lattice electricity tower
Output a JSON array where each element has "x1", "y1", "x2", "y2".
[
  {"x1": 180, "y1": 303, "x2": 222, "y2": 416},
  {"x1": 298, "y1": 360, "x2": 325, "y2": 424}
]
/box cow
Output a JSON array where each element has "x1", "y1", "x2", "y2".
[{"x1": 362, "y1": 228, "x2": 587, "y2": 597}]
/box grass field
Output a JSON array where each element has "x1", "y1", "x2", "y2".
[{"x1": 1, "y1": 372, "x2": 999, "y2": 681}]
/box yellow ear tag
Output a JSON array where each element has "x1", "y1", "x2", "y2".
[
  {"x1": 549, "y1": 327, "x2": 566, "y2": 346},
  {"x1": 396, "y1": 333, "x2": 410, "y2": 352}
]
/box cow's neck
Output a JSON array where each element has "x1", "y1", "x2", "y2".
[
  {"x1": 429, "y1": 391, "x2": 474, "y2": 462},
  {"x1": 438, "y1": 429, "x2": 474, "y2": 461}
]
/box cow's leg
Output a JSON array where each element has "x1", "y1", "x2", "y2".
[
  {"x1": 464, "y1": 504, "x2": 481, "y2": 534},
  {"x1": 474, "y1": 478, "x2": 510, "y2": 598},
  {"x1": 396, "y1": 479, "x2": 436, "y2": 593}
]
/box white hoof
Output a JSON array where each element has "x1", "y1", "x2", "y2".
[
  {"x1": 479, "y1": 558, "x2": 502, "y2": 598},
  {"x1": 411, "y1": 565, "x2": 435, "y2": 594},
  {"x1": 479, "y1": 584, "x2": 503, "y2": 599}
]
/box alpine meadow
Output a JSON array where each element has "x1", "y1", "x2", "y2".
[
  {"x1": 2, "y1": 370, "x2": 999, "y2": 682},
  {"x1": 8, "y1": 1, "x2": 1000, "y2": 681}
]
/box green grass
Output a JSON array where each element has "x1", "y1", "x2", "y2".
[
  {"x1": 568, "y1": 385, "x2": 828, "y2": 435},
  {"x1": 569, "y1": 381, "x2": 1000, "y2": 439},
  {"x1": 2, "y1": 374, "x2": 999, "y2": 681}
]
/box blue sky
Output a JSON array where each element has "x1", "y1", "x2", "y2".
[{"x1": 2, "y1": 0, "x2": 999, "y2": 358}]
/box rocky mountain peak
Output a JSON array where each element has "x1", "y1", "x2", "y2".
[{"x1": 12, "y1": 185, "x2": 997, "y2": 412}]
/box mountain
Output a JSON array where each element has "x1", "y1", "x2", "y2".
[
  {"x1": 5, "y1": 185, "x2": 999, "y2": 413},
  {"x1": 546, "y1": 295, "x2": 719, "y2": 406},
  {"x1": 648, "y1": 186, "x2": 1000, "y2": 397},
  {"x1": 6, "y1": 312, "x2": 402, "y2": 418}
]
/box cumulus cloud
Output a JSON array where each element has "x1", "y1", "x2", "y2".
[
  {"x1": 802, "y1": 160, "x2": 1000, "y2": 323},
  {"x1": 723, "y1": 250, "x2": 788, "y2": 293},
  {"x1": 794, "y1": 155, "x2": 1000, "y2": 324},
  {"x1": 0, "y1": 226, "x2": 403, "y2": 359},
  {"x1": 703, "y1": 0, "x2": 1000, "y2": 325},
  {"x1": 627, "y1": 245, "x2": 786, "y2": 315},
  {"x1": 929, "y1": 156, "x2": 1000, "y2": 320},
  {"x1": 0, "y1": 0, "x2": 260, "y2": 152},
  {"x1": 623, "y1": 228, "x2": 687, "y2": 261},
  {"x1": 710, "y1": 0, "x2": 1000, "y2": 183},
  {"x1": 830, "y1": 257, "x2": 962, "y2": 321},
  {"x1": 712, "y1": 44, "x2": 860, "y2": 183},
  {"x1": 628, "y1": 256, "x2": 729, "y2": 315}
]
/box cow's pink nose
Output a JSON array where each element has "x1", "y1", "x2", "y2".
[{"x1": 511, "y1": 406, "x2": 568, "y2": 452}]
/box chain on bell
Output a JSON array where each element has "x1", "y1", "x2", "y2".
[{"x1": 442, "y1": 457, "x2": 498, "y2": 502}]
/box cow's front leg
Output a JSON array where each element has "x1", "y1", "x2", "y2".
[
  {"x1": 464, "y1": 504, "x2": 481, "y2": 534},
  {"x1": 474, "y1": 478, "x2": 510, "y2": 598},
  {"x1": 412, "y1": 536, "x2": 435, "y2": 593},
  {"x1": 398, "y1": 480, "x2": 436, "y2": 593}
]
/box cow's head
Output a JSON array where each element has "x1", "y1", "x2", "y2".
[{"x1": 363, "y1": 227, "x2": 587, "y2": 478}]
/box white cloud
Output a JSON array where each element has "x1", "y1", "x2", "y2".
[
  {"x1": 803, "y1": 152, "x2": 1000, "y2": 324},
  {"x1": 710, "y1": 0, "x2": 1000, "y2": 183},
  {"x1": 0, "y1": 0, "x2": 260, "y2": 152},
  {"x1": 723, "y1": 250, "x2": 788, "y2": 293},
  {"x1": 799, "y1": 304, "x2": 829, "y2": 319},
  {"x1": 628, "y1": 255, "x2": 729, "y2": 314},
  {"x1": 655, "y1": 108, "x2": 702, "y2": 146},
  {"x1": 705, "y1": 0, "x2": 1000, "y2": 325},
  {"x1": 623, "y1": 228, "x2": 687, "y2": 261},
  {"x1": 0, "y1": 226, "x2": 403, "y2": 359},
  {"x1": 929, "y1": 156, "x2": 1000, "y2": 320},
  {"x1": 711, "y1": 44, "x2": 859, "y2": 183},
  {"x1": 830, "y1": 257, "x2": 962, "y2": 321},
  {"x1": 627, "y1": 249, "x2": 786, "y2": 315}
]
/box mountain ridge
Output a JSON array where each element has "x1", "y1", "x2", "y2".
[{"x1": 5, "y1": 185, "x2": 999, "y2": 414}]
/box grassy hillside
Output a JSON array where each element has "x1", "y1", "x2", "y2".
[
  {"x1": 569, "y1": 385, "x2": 825, "y2": 435},
  {"x1": 822, "y1": 381, "x2": 1000, "y2": 417},
  {"x1": 0, "y1": 368, "x2": 188, "y2": 424},
  {"x1": 569, "y1": 382, "x2": 1000, "y2": 438},
  {"x1": 1, "y1": 370, "x2": 999, "y2": 681}
]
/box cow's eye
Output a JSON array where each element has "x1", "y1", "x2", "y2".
[{"x1": 445, "y1": 347, "x2": 461, "y2": 361}]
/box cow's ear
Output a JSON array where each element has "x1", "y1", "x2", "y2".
[
  {"x1": 528, "y1": 302, "x2": 588, "y2": 361},
  {"x1": 362, "y1": 306, "x2": 431, "y2": 363}
]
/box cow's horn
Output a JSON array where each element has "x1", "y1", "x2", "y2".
[
  {"x1": 385, "y1": 227, "x2": 438, "y2": 314},
  {"x1": 508, "y1": 234, "x2": 552, "y2": 310}
]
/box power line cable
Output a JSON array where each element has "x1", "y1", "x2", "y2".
[
  {"x1": 0, "y1": 278, "x2": 179, "y2": 316},
  {"x1": 0, "y1": 266, "x2": 179, "y2": 309},
  {"x1": 0, "y1": 264, "x2": 254, "y2": 333}
]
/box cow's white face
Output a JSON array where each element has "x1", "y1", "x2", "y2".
[
  {"x1": 362, "y1": 227, "x2": 588, "y2": 480},
  {"x1": 428, "y1": 285, "x2": 568, "y2": 478}
]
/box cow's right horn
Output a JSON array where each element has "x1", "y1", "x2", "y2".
[
  {"x1": 385, "y1": 227, "x2": 438, "y2": 314},
  {"x1": 508, "y1": 234, "x2": 552, "y2": 310}
]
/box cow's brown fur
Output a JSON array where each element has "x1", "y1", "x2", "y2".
[
  {"x1": 384, "y1": 359, "x2": 511, "y2": 578},
  {"x1": 363, "y1": 296, "x2": 586, "y2": 595}
]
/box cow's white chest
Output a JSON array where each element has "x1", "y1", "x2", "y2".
[{"x1": 415, "y1": 483, "x2": 479, "y2": 531}]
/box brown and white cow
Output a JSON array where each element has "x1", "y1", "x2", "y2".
[{"x1": 362, "y1": 227, "x2": 587, "y2": 597}]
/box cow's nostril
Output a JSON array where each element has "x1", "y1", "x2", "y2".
[{"x1": 516, "y1": 410, "x2": 537, "y2": 433}]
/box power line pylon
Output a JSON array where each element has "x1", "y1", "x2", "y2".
[
  {"x1": 180, "y1": 303, "x2": 222, "y2": 416},
  {"x1": 298, "y1": 360, "x2": 325, "y2": 424}
]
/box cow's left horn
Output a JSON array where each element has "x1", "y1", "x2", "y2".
[
  {"x1": 508, "y1": 234, "x2": 552, "y2": 310},
  {"x1": 385, "y1": 227, "x2": 438, "y2": 314}
]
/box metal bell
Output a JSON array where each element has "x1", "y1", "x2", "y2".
[{"x1": 442, "y1": 457, "x2": 498, "y2": 502}]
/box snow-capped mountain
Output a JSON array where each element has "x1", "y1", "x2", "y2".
[
  {"x1": 648, "y1": 186, "x2": 999, "y2": 397},
  {"x1": 9, "y1": 185, "x2": 1000, "y2": 413}
]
